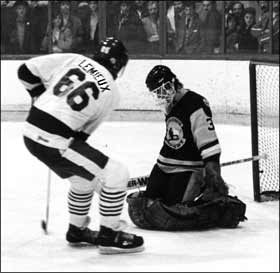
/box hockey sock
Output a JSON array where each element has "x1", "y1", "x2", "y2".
[
  {"x1": 68, "y1": 189, "x2": 93, "y2": 228},
  {"x1": 99, "y1": 186, "x2": 126, "y2": 230}
]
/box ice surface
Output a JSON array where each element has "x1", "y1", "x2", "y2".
[{"x1": 1, "y1": 121, "x2": 279, "y2": 272}]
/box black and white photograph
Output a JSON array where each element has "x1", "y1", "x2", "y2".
[{"x1": 1, "y1": 0, "x2": 279, "y2": 272}]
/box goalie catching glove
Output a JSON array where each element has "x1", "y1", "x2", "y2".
[
  {"x1": 200, "y1": 172, "x2": 229, "y2": 202},
  {"x1": 197, "y1": 161, "x2": 230, "y2": 202}
]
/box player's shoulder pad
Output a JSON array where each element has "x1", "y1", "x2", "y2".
[{"x1": 184, "y1": 90, "x2": 212, "y2": 116}]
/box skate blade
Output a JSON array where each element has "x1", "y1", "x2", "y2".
[
  {"x1": 98, "y1": 245, "x2": 145, "y2": 255},
  {"x1": 68, "y1": 242, "x2": 98, "y2": 248}
]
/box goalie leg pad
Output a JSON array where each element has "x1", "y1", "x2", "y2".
[
  {"x1": 126, "y1": 191, "x2": 156, "y2": 230},
  {"x1": 127, "y1": 192, "x2": 247, "y2": 231},
  {"x1": 127, "y1": 191, "x2": 220, "y2": 230},
  {"x1": 216, "y1": 196, "x2": 247, "y2": 228}
]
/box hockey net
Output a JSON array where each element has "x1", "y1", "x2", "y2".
[{"x1": 250, "y1": 62, "x2": 279, "y2": 202}]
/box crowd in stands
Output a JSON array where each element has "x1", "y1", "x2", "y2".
[
  {"x1": 225, "y1": 1, "x2": 279, "y2": 53},
  {"x1": 1, "y1": 0, "x2": 279, "y2": 55}
]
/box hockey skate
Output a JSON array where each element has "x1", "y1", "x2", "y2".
[
  {"x1": 66, "y1": 218, "x2": 99, "y2": 246},
  {"x1": 96, "y1": 225, "x2": 145, "y2": 254}
]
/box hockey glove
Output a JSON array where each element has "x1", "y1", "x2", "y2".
[{"x1": 202, "y1": 173, "x2": 229, "y2": 201}]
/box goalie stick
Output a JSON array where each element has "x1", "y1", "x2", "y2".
[{"x1": 127, "y1": 154, "x2": 268, "y2": 190}]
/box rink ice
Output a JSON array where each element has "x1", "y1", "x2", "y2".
[{"x1": 1, "y1": 121, "x2": 279, "y2": 272}]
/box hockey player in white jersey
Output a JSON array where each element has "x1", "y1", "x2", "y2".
[{"x1": 18, "y1": 37, "x2": 144, "y2": 254}]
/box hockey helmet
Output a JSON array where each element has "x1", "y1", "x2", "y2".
[
  {"x1": 93, "y1": 37, "x2": 128, "y2": 79},
  {"x1": 145, "y1": 65, "x2": 177, "y2": 107}
]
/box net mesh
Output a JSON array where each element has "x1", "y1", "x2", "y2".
[{"x1": 255, "y1": 64, "x2": 279, "y2": 195}]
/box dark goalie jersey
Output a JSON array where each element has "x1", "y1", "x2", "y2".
[{"x1": 157, "y1": 90, "x2": 221, "y2": 173}]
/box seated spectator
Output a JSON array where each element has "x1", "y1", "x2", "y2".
[
  {"x1": 5, "y1": 1, "x2": 36, "y2": 54},
  {"x1": 45, "y1": 1, "x2": 83, "y2": 53},
  {"x1": 199, "y1": 1, "x2": 222, "y2": 53},
  {"x1": 114, "y1": 1, "x2": 147, "y2": 53},
  {"x1": 175, "y1": 2, "x2": 201, "y2": 54},
  {"x1": 142, "y1": 1, "x2": 160, "y2": 53},
  {"x1": 239, "y1": 7, "x2": 258, "y2": 52},
  {"x1": 251, "y1": 1, "x2": 270, "y2": 53},
  {"x1": 41, "y1": 11, "x2": 72, "y2": 53},
  {"x1": 225, "y1": 13, "x2": 240, "y2": 53},
  {"x1": 77, "y1": 1, "x2": 99, "y2": 53}
]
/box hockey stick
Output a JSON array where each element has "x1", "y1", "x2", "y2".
[
  {"x1": 127, "y1": 154, "x2": 268, "y2": 190},
  {"x1": 41, "y1": 168, "x2": 51, "y2": 234}
]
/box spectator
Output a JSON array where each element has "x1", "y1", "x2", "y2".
[
  {"x1": 118, "y1": 2, "x2": 133, "y2": 32},
  {"x1": 41, "y1": 11, "x2": 72, "y2": 53},
  {"x1": 225, "y1": 1, "x2": 234, "y2": 14},
  {"x1": 167, "y1": 1, "x2": 185, "y2": 33},
  {"x1": 239, "y1": 7, "x2": 258, "y2": 52},
  {"x1": 5, "y1": 1, "x2": 36, "y2": 54},
  {"x1": 226, "y1": 13, "x2": 240, "y2": 53},
  {"x1": 77, "y1": 1, "x2": 99, "y2": 53},
  {"x1": 166, "y1": 1, "x2": 186, "y2": 53},
  {"x1": 199, "y1": 1, "x2": 222, "y2": 53},
  {"x1": 28, "y1": 0, "x2": 48, "y2": 53},
  {"x1": 251, "y1": 1, "x2": 270, "y2": 53},
  {"x1": 232, "y1": 1, "x2": 245, "y2": 32},
  {"x1": 1, "y1": 1, "x2": 10, "y2": 53},
  {"x1": 175, "y1": 2, "x2": 201, "y2": 54},
  {"x1": 112, "y1": 1, "x2": 147, "y2": 53},
  {"x1": 50, "y1": 1, "x2": 83, "y2": 52},
  {"x1": 77, "y1": 2, "x2": 90, "y2": 25},
  {"x1": 106, "y1": 1, "x2": 122, "y2": 36},
  {"x1": 142, "y1": 1, "x2": 160, "y2": 53},
  {"x1": 133, "y1": 0, "x2": 148, "y2": 21}
]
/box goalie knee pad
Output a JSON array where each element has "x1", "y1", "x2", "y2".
[{"x1": 101, "y1": 158, "x2": 129, "y2": 190}]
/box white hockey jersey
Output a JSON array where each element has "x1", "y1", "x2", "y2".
[{"x1": 20, "y1": 53, "x2": 120, "y2": 149}]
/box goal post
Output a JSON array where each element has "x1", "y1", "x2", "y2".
[{"x1": 249, "y1": 61, "x2": 279, "y2": 202}]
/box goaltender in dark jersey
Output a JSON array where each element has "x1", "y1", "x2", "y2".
[{"x1": 157, "y1": 90, "x2": 221, "y2": 173}]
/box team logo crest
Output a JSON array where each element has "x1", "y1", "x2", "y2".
[{"x1": 165, "y1": 117, "x2": 186, "y2": 149}]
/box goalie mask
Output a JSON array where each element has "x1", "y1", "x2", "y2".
[
  {"x1": 145, "y1": 65, "x2": 177, "y2": 108},
  {"x1": 93, "y1": 37, "x2": 128, "y2": 79}
]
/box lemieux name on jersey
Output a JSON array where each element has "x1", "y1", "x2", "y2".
[{"x1": 78, "y1": 59, "x2": 110, "y2": 93}]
